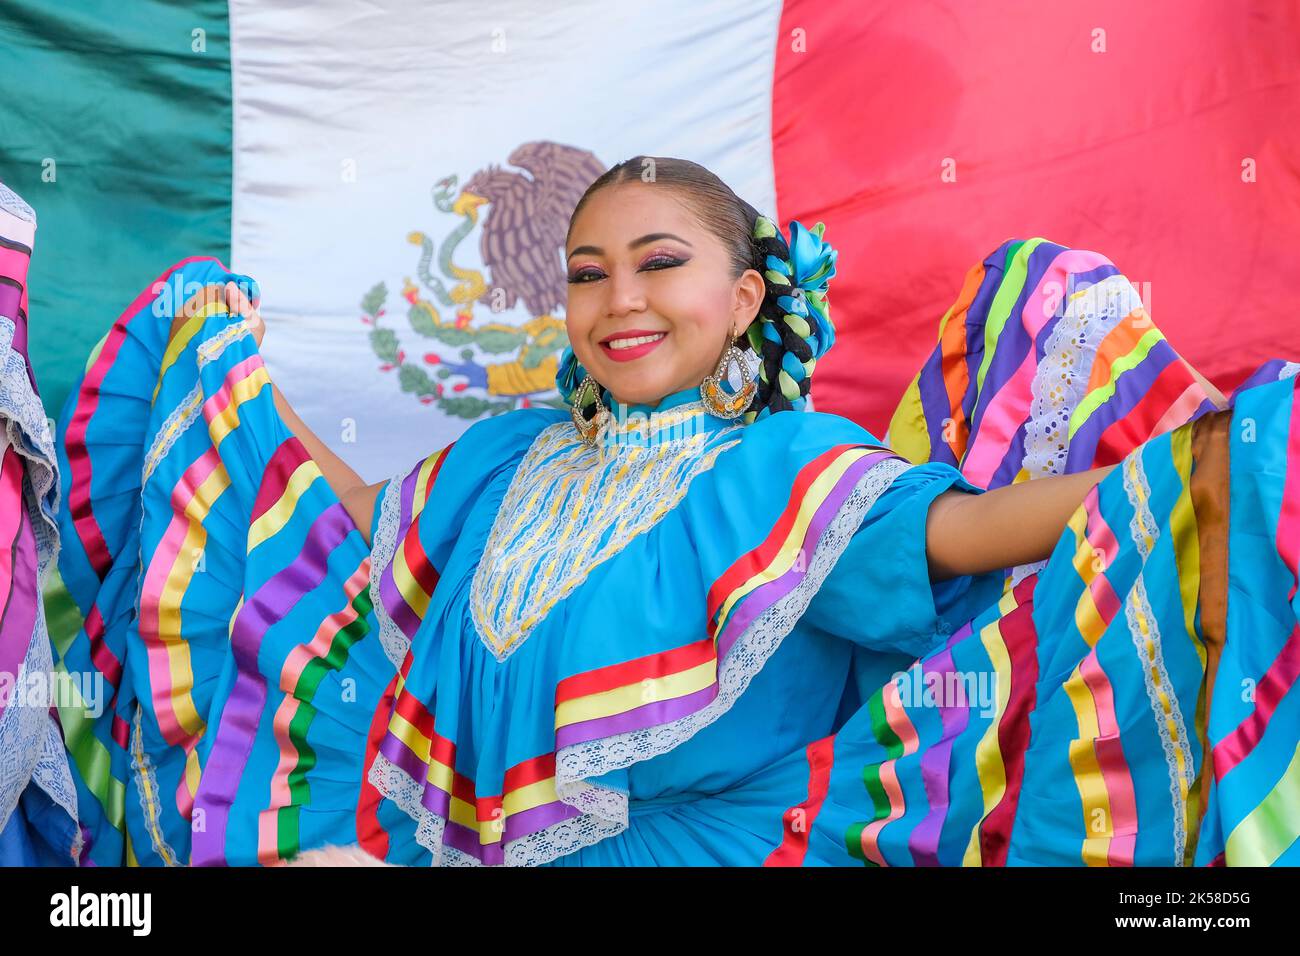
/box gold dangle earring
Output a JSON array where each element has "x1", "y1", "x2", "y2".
[
  {"x1": 570, "y1": 373, "x2": 610, "y2": 447},
  {"x1": 699, "y1": 331, "x2": 757, "y2": 420}
]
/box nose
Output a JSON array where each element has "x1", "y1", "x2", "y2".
[{"x1": 605, "y1": 266, "x2": 647, "y2": 317}]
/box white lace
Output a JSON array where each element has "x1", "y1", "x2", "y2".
[
  {"x1": 1024, "y1": 273, "x2": 1140, "y2": 483},
  {"x1": 0, "y1": 556, "x2": 81, "y2": 852},
  {"x1": 1120, "y1": 453, "x2": 1194, "y2": 864},
  {"x1": 1019, "y1": 273, "x2": 1141, "y2": 586},
  {"x1": 0, "y1": 181, "x2": 36, "y2": 223},
  {"x1": 0, "y1": 312, "x2": 80, "y2": 854},
  {"x1": 470, "y1": 420, "x2": 742, "y2": 662},
  {"x1": 369, "y1": 469, "x2": 416, "y2": 669},
  {"x1": 129, "y1": 705, "x2": 180, "y2": 866},
  {"x1": 0, "y1": 318, "x2": 59, "y2": 579},
  {"x1": 141, "y1": 383, "x2": 203, "y2": 484},
  {"x1": 367, "y1": 455, "x2": 910, "y2": 866}
]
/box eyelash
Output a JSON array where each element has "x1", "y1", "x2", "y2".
[{"x1": 567, "y1": 255, "x2": 686, "y2": 284}]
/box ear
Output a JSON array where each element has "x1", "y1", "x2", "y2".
[{"x1": 732, "y1": 268, "x2": 766, "y2": 334}]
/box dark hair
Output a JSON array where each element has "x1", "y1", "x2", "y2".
[{"x1": 567, "y1": 155, "x2": 816, "y2": 421}]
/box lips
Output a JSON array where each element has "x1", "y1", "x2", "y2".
[{"x1": 599, "y1": 329, "x2": 668, "y2": 362}]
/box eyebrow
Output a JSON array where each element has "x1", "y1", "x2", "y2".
[{"x1": 566, "y1": 232, "x2": 693, "y2": 261}]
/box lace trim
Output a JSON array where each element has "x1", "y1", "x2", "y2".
[
  {"x1": 0, "y1": 549, "x2": 80, "y2": 852},
  {"x1": 1019, "y1": 273, "x2": 1140, "y2": 586},
  {"x1": 1121, "y1": 452, "x2": 1156, "y2": 561},
  {"x1": 0, "y1": 181, "x2": 36, "y2": 223},
  {"x1": 196, "y1": 316, "x2": 256, "y2": 365},
  {"x1": 140, "y1": 313, "x2": 252, "y2": 490},
  {"x1": 556, "y1": 457, "x2": 910, "y2": 783},
  {"x1": 471, "y1": 421, "x2": 743, "y2": 662},
  {"x1": 129, "y1": 705, "x2": 181, "y2": 866},
  {"x1": 0, "y1": 318, "x2": 80, "y2": 851},
  {"x1": 1120, "y1": 453, "x2": 1194, "y2": 864},
  {"x1": 369, "y1": 470, "x2": 415, "y2": 669},
  {"x1": 1024, "y1": 273, "x2": 1139, "y2": 482},
  {"x1": 1009, "y1": 558, "x2": 1047, "y2": 588},
  {"x1": 367, "y1": 454, "x2": 911, "y2": 866},
  {"x1": 0, "y1": 317, "x2": 59, "y2": 584},
  {"x1": 30, "y1": 710, "x2": 83, "y2": 863},
  {"x1": 141, "y1": 383, "x2": 203, "y2": 484},
  {"x1": 367, "y1": 753, "x2": 624, "y2": 867}
]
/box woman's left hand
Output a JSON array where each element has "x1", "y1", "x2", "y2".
[{"x1": 225, "y1": 281, "x2": 266, "y2": 348}]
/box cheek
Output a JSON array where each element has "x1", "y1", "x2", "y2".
[
  {"x1": 659, "y1": 284, "x2": 734, "y2": 344},
  {"x1": 564, "y1": 296, "x2": 598, "y2": 353}
]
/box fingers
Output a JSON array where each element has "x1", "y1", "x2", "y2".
[
  {"x1": 231, "y1": 282, "x2": 268, "y2": 347},
  {"x1": 180, "y1": 283, "x2": 225, "y2": 320},
  {"x1": 225, "y1": 280, "x2": 254, "y2": 317},
  {"x1": 169, "y1": 282, "x2": 263, "y2": 344}
]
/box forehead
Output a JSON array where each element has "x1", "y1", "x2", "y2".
[{"x1": 568, "y1": 182, "x2": 706, "y2": 245}]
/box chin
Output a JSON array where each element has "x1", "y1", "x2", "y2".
[{"x1": 597, "y1": 366, "x2": 681, "y2": 407}]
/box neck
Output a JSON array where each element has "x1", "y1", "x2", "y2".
[
  {"x1": 603, "y1": 384, "x2": 703, "y2": 415},
  {"x1": 594, "y1": 383, "x2": 738, "y2": 450}
]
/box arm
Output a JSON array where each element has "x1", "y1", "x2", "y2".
[
  {"x1": 271, "y1": 382, "x2": 387, "y2": 545},
  {"x1": 925, "y1": 464, "x2": 1119, "y2": 581}
]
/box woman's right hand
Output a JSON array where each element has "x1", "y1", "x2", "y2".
[{"x1": 225, "y1": 281, "x2": 266, "y2": 348}]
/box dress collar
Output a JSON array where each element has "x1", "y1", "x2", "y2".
[{"x1": 596, "y1": 385, "x2": 740, "y2": 450}]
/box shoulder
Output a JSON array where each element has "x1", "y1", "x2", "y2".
[
  {"x1": 717, "y1": 409, "x2": 892, "y2": 475},
  {"x1": 379, "y1": 406, "x2": 563, "y2": 498},
  {"x1": 707, "y1": 409, "x2": 986, "y2": 514},
  {"x1": 439, "y1": 405, "x2": 566, "y2": 469}
]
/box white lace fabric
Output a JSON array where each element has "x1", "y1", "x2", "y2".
[
  {"x1": 470, "y1": 414, "x2": 742, "y2": 662},
  {"x1": 0, "y1": 311, "x2": 81, "y2": 857},
  {"x1": 369, "y1": 467, "x2": 417, "y2": 669},
  {"x1": 1118, "y1": 451, "x2": 1194, "y2": 864},
  {"x1": 1023, "y1": 273, "x2": 1144, "y2": 483}
]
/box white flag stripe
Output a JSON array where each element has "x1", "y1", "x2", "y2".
[{"x1": 230, "y1": 0, "x2": 782, "y2": 483}]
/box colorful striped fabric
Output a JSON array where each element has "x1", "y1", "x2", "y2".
[
  {"x1": 886, "y1": 237, "x2": 1223, "y2": 590},
  {"x1": 51, "y1": 238, "x2": 1300, "y2": 866},
  {"x1": 887, "y1": 238, "x2": 1223, "y2": 482},
  {"x1": 785, "y1": 373, "x2": 1299, "y2": 866},
  {"x1": 53, "y1": 259, "x2": 428, "y2": 866},
  {"x1": 0, "y1": 180, "x2": 79, "y2": 865}
]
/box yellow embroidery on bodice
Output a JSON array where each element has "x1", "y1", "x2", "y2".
[{"x1": 470, "y1": 396, "x2": 743, "y2": 661}]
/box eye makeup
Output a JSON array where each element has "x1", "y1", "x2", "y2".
[{"x1": 566, "y1": 254, "x2": 690, "y2": 284}]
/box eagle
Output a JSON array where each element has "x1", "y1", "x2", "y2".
[{"x1": 461, "y1": 141, "x2": 607, "y2": 319}]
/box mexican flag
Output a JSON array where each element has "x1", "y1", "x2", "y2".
[{"x1": 2, "y1": 0, "x2": 1298, "y2": 486}]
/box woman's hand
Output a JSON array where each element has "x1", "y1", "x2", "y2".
[{"x1": 224, "y1": 281, "x2": 266, "y2": 348}]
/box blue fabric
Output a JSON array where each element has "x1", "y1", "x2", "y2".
[{"x1": 0, "y1": 786, "x2": 79, "y2": 867}]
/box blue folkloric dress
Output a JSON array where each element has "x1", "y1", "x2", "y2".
[{"x1": 53, "y1": 240, "x2": 1300, "y2": 866}]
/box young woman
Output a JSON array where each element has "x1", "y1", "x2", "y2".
[{"x1": 53, "y1": 157, "x2": 1298, "y2": 867}]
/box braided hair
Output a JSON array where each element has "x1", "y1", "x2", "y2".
[{"x1": 558, "y1": 155, "x2": 837, "y2": 426}]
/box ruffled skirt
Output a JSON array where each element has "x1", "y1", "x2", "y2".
[{"x1": 53, "y1": 242, "x2": 1300, "y2": 866}]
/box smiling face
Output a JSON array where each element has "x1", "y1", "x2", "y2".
[{"x1": 564, "y1": 182, "x2": 766, "y2": 408}]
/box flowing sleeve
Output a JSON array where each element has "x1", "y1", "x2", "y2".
[{"x1": 803, "y1": 459, "x2": 1005, "y2": 661}]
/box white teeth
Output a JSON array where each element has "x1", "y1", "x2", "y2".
[{"x1": 607, "y1": 333, "x2": 666, "y2": 350}]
